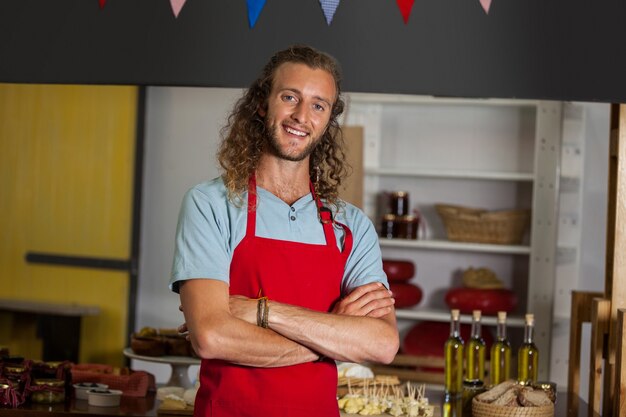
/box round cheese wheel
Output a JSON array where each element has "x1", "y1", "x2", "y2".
[
  {"x1": 402, "y1": 321, "x2": 494, "y2": 360},
  {"x1": 444, "y1": 288, "x2": 518, "y2": 315},
  {"x1": 382, "y1": 259, "x2": 415, "y2": 282},
  {"x1": 389, "y1": 283, "x2": 423, "y2": 308}
]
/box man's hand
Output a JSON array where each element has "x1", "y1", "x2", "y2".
[{"x1": 332, "y1": 282, "x2": 395, "y2": 318}]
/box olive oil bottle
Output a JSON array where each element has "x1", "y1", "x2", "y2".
[
  {"x1": 465, "y1": 310, "x2": 485, "y2": 383},
  {"x1": 490, "y1": 311, "x2": 511, "y2": 385},
  {"x1": 517, "y1": 313, "x2": 539, "y2": 385},
  {"x1": 444, "y1": 309, "x2": 464, "y2": 396}
]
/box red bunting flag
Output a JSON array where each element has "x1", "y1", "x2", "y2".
[
  {"x1": 98, "y1": 0, "x2": 106, "y2": 9},
  {"x1": 396, "y1": 0, "x2": 415, "y2": 24},
  {"x1": 170, "y1": 0, "x2": 187, "y2": 18},
  {"x1": 479, "y1": 0, "x2": 492, "y2": 14}
]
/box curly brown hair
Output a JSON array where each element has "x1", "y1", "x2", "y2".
[{"x1": 217, "y1": 45, "x2": 348, "y2": 207}]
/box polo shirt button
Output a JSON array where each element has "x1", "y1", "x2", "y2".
[
  {"x1": 290, "y1": 216, "x2": 296, "y2": 221},
  {"x1": 290, "y1": 207, "x2": 295, "y2": 212}
]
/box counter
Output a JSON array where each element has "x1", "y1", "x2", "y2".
[{"x1": 0, "y1": 389, "x2": 597, "y2": 417}]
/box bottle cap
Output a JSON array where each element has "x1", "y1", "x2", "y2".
[
  {"x1": 451, "y1": 309, "x2": 460, "y2": 320},
  {"x1": 525, "y1": 313, "x2": 534, "y2": 325},
  {"x1": 497, "y1": 311, "x2": 507, "y2": 322},
  {"x1": 472, "y1": 310, "x2": 481, "y2": 320}
]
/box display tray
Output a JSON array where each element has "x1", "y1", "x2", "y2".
[
  {"x1": 123, "y1": 347, "x2": 200, "y2": 365},
  {"x1": 123, "y1": 347, "x2": 199, "y2": 388}
]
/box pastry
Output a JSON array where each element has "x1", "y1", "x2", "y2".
[{"x1": 130, "y1": 334, "x2": 166, "y2": 357}]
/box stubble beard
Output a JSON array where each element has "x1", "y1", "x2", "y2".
[{"x1": 266, "y1": 127, "x2": 322, "y2": 162}]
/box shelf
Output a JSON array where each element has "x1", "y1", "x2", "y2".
[
  {"x1": 395, "y1": 308, "x2": 526, "y2": 327},
  {"x1": 365, "y1": 167, "x2": 534, "y2": 182},
  {"x1": 379, "y1": 238, "x2": 531, "y2": 255}
]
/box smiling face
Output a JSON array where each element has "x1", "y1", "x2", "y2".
[{"x1": 259, "y1": 62, "x2": 337, "y2": 162}]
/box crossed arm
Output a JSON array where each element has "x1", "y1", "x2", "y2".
[{"x1": 178, "y1": 279, "x2": 399, "y2": 368}]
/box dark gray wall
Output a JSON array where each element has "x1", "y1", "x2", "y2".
[{"x1": 2, "y1": 0, "x2": 625, "y2": 102}]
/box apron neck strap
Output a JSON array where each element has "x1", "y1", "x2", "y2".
[
  {"x1": 309, "y1": 181, "x2": 337, "y2": 248},
  {"x1": 246, "y1": 174, "x2": 258, "y2": 236}
]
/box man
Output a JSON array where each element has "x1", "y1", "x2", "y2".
[{"x1": 170, "y1": 45, "x2": 399, "y2": 417}]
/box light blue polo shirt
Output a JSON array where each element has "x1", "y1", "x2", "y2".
[{"x1": 170, "y1": 177, "x2": 387, "y2": 296}]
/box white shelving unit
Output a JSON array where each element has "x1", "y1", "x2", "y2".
[{"x1": 343, "y1": 93, "x2": 563, "y2": 381}]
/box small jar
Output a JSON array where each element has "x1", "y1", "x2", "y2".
[
  {"x1": 30, "y1": 379, "x2": 65, "y2": 404},
  {"x1": 0, "y1": 381, "x2": 15, "y2": 407},
  {"x1": 396, "y1": 215, "x2": 419, "y2": 239},
  {"x1": 462, "y1": 380, "x2": 485, "y2": 414},
  {"x1": 4, "y1": 365, "x2": 26, "y2": 391},
  {"x1": 390, "y1": 191, "x2": 410, "y2": 216},
  {"x1": 380, "y1": 214, "x2": 398, "y2": 238}
]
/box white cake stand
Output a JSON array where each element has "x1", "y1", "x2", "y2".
[{"x1": 123, "y1": 347, "x2": 200, "y2": 388}]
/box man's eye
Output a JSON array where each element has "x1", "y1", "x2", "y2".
[
  {"x1": 314, "y1": 104, "x2": 326, "y2": 111},
  {"x1": 282, "y1": 95, "x2": 296, "y2": 102}
]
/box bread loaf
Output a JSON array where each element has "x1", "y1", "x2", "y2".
[
  {"x1": 475, "y1": 380, "x2": 555, "y2": 409},
  {"x1": 475, "y1": 380, "x2": 516, "y2": 403},
  {"x1": 519, "y1": 388, "x2": 553, "y2": 407}
]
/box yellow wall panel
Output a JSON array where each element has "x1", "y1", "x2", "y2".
[{"x1": 0, "y1": 84, "x2": 138, "y2": 366}]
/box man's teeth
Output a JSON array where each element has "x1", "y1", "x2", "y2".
[{"x1": 285, "y1": 127, "x2": 307, "y2": 137}]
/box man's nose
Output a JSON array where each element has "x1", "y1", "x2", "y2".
[{"x1": 291, "y1": 102, "x2": 309, "y2": 124}]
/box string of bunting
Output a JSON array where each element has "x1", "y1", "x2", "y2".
[{"x1": 96, "y1": 0, "x2": 494, "y2": 23}]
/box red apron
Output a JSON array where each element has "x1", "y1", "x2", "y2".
[{"x1": 194, "y1": 175, "x2": 353, "y2": 417}]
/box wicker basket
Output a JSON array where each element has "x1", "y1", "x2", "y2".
[
  {"x1": 472, "y1": 397, "x2": 554, "y2": 417},
  {"x1": 435, "y1": 204, "x2": 530, "y2": 244}
]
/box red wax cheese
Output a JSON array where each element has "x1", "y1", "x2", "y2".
[
  {"x1": 383, "y1": 259, "x2": 415, "y2": 282},
  {"x1": 389, "y1": 283, "x2": 423, "y2": 308},
  {"x1": 444, "y1": 288, "x2": 518, "y2": 315}
]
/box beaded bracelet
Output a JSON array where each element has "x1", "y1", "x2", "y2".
[{"x1": 256, "y1": 297, "x2": 269, "y2": 328}]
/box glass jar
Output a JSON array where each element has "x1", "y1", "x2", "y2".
[
  {"x1": 461, "y1": 379, "x2": 485, "y2": 414},
  {"x1": 397, "y1": 215, "x2": 419, "y2": 239},
  {"x1": 30, "y1": 379, "x2": 65, "y2": 404},
  {"x1": 0, "y1": 380, "x2": 15, "y2": 407},
  {"x1": 3, "y1": 365, "x2": 26, "y2": 394},
  {"x1": 380, "y1": 214, "x2": 398, "y2": 238},
  {"x1": 390, "y1": 191, "x2": 410, "y2": 216}
]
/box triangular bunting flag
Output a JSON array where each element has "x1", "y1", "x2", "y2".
[
  {"x1": 396, "y1": 0, "x2": 415, "y2": 24},
  {"x1": 479, "y1": 0, "x2": 492, "y2": 14},
  {"x1": 247, "y1": 0, "x2": 267, "y2": 28},
  {"x1": 319, "y1": 0, "x2": 340, "y2": 25},
  {"x1": 170, "y1": 0, "x2": 187, "y2": 18},
  {"x1": 98, "y1": 0, "x2": 106, "y2": 9}
]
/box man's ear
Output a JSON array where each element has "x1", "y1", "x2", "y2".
[{"x1": 257, "y1": 104, "x2": 267, "y2": 117}]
